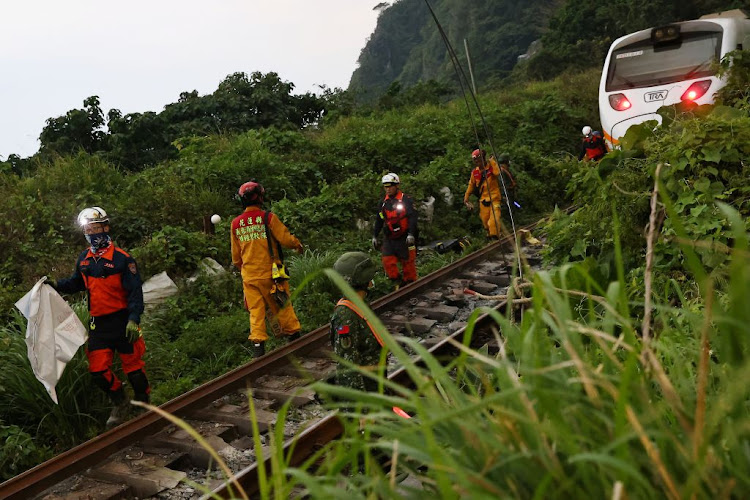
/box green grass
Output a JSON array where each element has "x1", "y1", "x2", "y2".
[
  {"x1": 0, "y1": 304, "x2": 109, "y2": 478},
  {"x1": 122, "y1": 202, "x2": 748, "y2": 498},
  {"x1": 265, "y1": 204, "x2": 749, "y2": 499}
]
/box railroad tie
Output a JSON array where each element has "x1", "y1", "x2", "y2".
[
  {"x1": 84, "y1": 448, "x2": 186, "y2": 498},
  {"x1": 413, "y1": 304, "x2": 458, "y2": 322},
  {"x1": 142, "y1": 425, "x2": 236, "y2": 469},
  {"x1": 37, "y1": 476, "x2": 131, "y2": 500}
]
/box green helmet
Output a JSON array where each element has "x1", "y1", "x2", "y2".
[
  {"x1": 497, "y1": 153, "x2": 510, "y2": 164},
  {"x1": 333, "y1": 252, "x2": 377, "y2": 289}
]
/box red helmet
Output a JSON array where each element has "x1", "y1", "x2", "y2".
[
  {"x1": 238, "y1": 181, "x2": 265, "y2": 206},
  {"x1": 471, "y1": 149, "x2": 484, "y2": 159}
]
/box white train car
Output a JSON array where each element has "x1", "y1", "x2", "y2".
[{"x1": 599, "y1": 9, "x2": 750, "y2": 146}]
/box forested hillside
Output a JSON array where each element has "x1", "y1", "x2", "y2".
[
  {"x1": 350, "y1": 0, "x2": 746, "y2": 96},
  {"x1": 349, "y1": 0, "x2": 557, "y2": 99}
]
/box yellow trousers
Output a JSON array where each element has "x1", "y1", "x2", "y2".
[
  {"x1": 479, "y1": 201, "x2": 502, "y2": 237},
  {"x1": 242, "y1": 279, "x2": 301, "y2": 342}
]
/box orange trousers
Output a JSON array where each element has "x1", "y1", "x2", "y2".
[
  {"x1": 479, "y1": 201, "x2": 502, "y2": 237},
  {"x1": 243, "y1": 279, "x2": 301, "y2": 342},
  {"x1": 382, "y1": 247, "x2": 417, "y2": 282},
  {"x1": 87, "y1": 337, "x2": 147, "y2": 393}
]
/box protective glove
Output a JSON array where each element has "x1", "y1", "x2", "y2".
[
  {"x1": 296, "y1": 243, "x2": 304, "y2": 254},
  {"x1": 125, "y1": 320, "x2": 141, "y2": 343},
  {"x1": 371, "y1": 237, "x2": 379, "y2": 251},
  {"x1": 43, "y1": 276, "x2": 57, "y2": 291},
  {"x1": 406, "y1": 234, "x2": 415, "y2": 246}
]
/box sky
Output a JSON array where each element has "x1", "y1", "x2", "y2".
[{"x1": 0, "y1": 1, "x2": 381, "y2": 159}]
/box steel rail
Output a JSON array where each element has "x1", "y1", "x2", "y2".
[
  {"x1": 0, "y1": 218, "x2": 545, "y2": 500},
  {"x1": 206, "y1": 298, "x2": 510, "y2": 499}
]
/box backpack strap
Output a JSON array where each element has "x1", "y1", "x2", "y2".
[
  {"x1": 263, "y1": 211, "x2": 284, "y2": 264},
  {"x1": 336, "y1": 298, "x2": 384, "y2": 347}
]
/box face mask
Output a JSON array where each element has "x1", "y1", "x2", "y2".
[{"x1": 85, "y1": 231, "x2": 111, "y2": 251}]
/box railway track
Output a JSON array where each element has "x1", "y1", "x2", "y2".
[{"x1": 0, "y1": 227, "x2": 545, "y2": 500}]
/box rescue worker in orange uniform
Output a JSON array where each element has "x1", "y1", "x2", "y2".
[
  {"x1": 463, "y1": 149, "x2": 515, "y2": 238},
  {"x1": 372, "y1": 173, "x2": 418, "y2": 289},
  {"x1": 48, "y1": 207, "x2": 148, "y2": 428},
  {"x1": 578, "y1": 125, "x2": 609, "y2": 161},
  {"x1": 231, "y1": 181, "x2": 304, "y2": 357}
]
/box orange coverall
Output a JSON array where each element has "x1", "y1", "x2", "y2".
[
  {"x1": 463, "y1": 157, "x2": 514, "y2": 237},
  {"x1": 231, "y1": 206, "x2": 303, "y2": 342}
]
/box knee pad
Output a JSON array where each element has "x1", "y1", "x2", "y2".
[
  {"x1": 91, "y1": 370, "x2": 116, "y2": 393},
  {"x1": 127, "y1": 369, "x2": 150, "y2": 402}
]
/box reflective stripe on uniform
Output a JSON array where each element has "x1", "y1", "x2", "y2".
[{"x1": 335, "y1": 298, "x2": 384, "y2": 347}]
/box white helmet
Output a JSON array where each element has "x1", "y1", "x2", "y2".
[
  {"x1": 381, "y1": 173, "x2": 400, "y2": 185},
  {"x1": 581, "y1": 126, "x2": 592, "y2": 137},
  {"x1": 77, "y1": 206, "x2": 109, "y2": 227}
]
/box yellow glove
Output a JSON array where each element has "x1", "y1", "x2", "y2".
[{"x1": 125, "y1": 320, "x2": 141, "y2": 343}]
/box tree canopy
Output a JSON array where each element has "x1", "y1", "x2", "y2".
[{"x1": 33, "y1": 72, "x2": 328, "y2": 172}]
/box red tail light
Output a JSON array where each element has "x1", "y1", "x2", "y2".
[
  {"x1": 609, "y1": 93, "x2": 632, "y2": 111},
  {"x1": 680, "y1": 80, "x2": 711, "y2": 101}
]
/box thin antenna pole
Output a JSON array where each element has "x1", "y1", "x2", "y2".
[{"x1": 464, "y1": 39, "x2": 477, "y2": 96}]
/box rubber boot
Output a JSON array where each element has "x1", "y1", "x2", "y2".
[
  {"x1": 287, "y1": 332, "x2": 301, "y2": 342},
  {"x1": 252, "y1": 342, "x2": 266, "y2": 357},
  {"x1": 106, "y1": 388, "x2": 130, "y2": 429}
]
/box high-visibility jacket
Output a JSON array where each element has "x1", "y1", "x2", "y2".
[
  {"x1": 231, "y1": 206, "x2": 301, "y2": 281},
  {"x1": 373, "y1": 191, "x2": 417, "y2": 240},
  {"x1": 579, "y1": 133, "x2": 608, "y2": 161},
  {"x1": 56, "y1": 243, "x2": 144, "y2": 324}
]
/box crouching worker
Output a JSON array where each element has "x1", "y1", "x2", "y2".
[
  {"x1": 330, "y1": 252, "x2": 387, "y2": 392},
  {"x1": 49, "y1": 207, "x2": 149, "y2": 428}
]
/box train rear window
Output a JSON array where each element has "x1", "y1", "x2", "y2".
[{"x1": 606, "y1": 31, "x2": 721, "y2": 92}]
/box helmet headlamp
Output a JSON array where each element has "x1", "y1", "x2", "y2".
[{"x1": 77, "y1": 207, "x2": 109, "y2": 227}]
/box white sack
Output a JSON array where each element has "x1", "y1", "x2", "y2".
[
  {"x1": 142, "y1": 271, "x2": 178, "y2": 305},
  {"x1": 14, "y1": 277, "x2": 87, "y2": 404},
  {"x1": 421, "y1": 196, "x2": 436, "y2": 224},
  {"x1": 198, "y1": 257, "x2": 226, "y2": 276},
  {"x1": 439, "y1": 186, "x2": 454, "y2": 205},
  {"x1": 187, "y1": 257, "x2": 226, "y2": 284}
]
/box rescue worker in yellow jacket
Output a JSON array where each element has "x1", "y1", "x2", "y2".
[
  {"x1": 231, "y1": 181, "x2": 304, "y2": 357},
  {"x1": 463, "y1": 149, "x2": 516, "y2": 238}
]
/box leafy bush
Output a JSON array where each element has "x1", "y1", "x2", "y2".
[
  {"x1": 715, "y1": 49, "x2": 750, "y2": 110},
  {"x1": 0, "y1": 423, "x2": 51, "y2": 481},
  {"x1": 132, "y1": 226, "x2": 220, "y2": 279},
  {"x1": 0, "y1": 308, "x2": 110, "y2": 453},
  {"x1": 147, "y1": 311, "x2": 251, "y2": 403},
  {"x1": 545, "y1": 102, "x2": 750, "y2": 290}
]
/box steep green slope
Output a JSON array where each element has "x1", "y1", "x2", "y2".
[{"x1": 349, "y1": 0, "x2": 559, "y2": 100}]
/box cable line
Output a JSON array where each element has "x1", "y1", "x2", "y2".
[{"x1": 422, "y1": 0, "x2": 523, "y2": 280}]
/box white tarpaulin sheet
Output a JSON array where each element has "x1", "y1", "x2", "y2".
[
  {"x1": 142, "y1": 271, "x2": 178, "y2": 305},
  {"x1": 14, "y1": 277, "x2": 88, "y2": 404}
]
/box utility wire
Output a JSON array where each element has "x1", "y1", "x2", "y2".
[
  {"x1": 422, "y1": 0, "x2": 523, "y2": 279},
  {"x1": 425, "y1": 0, "x2": 523, "y2": 278}
]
